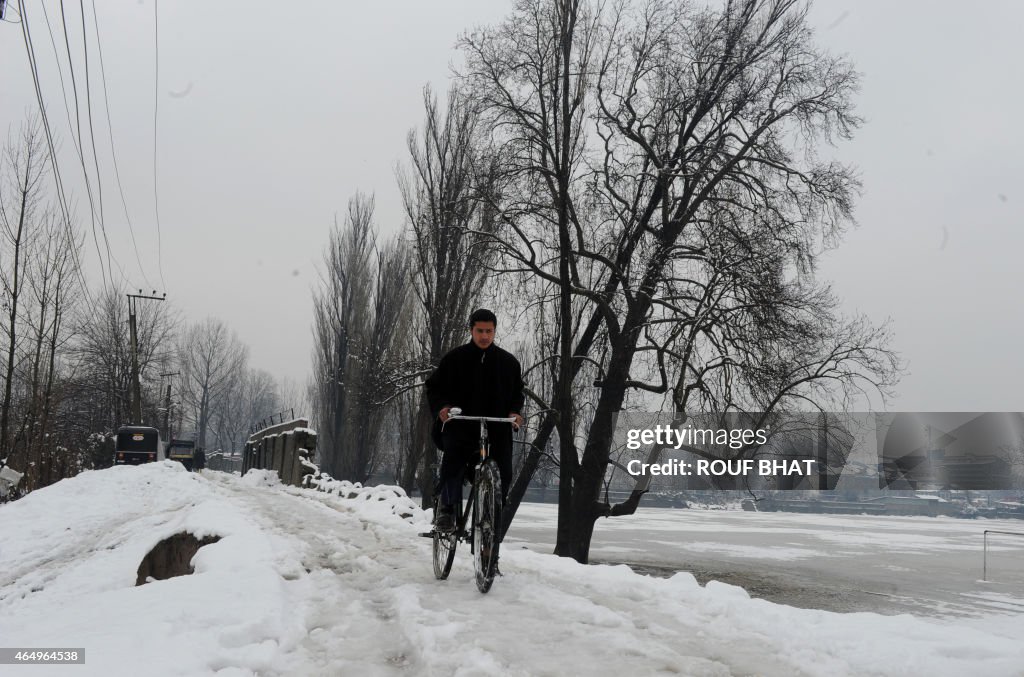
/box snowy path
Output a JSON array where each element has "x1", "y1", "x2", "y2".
[
  {"x1": 209, "y1": 474, "x2": 805, "y2": 676},
  {"x1": 2, "y1": 463, "x2": 1024, "y2": 676}
]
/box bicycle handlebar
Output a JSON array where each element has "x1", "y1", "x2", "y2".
[
  {"x1": 445, "y1": 407, "x2": 517, "y2": 424},
  {"x1": 447, "y1": 415, "x2": 517, "y2": 423}
]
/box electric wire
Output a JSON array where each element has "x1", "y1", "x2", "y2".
[
  {"x1": 79, "y1": 0, "x2": 109, "y2": 279},
  {"x1": 89, "y1": 0, "x2": 153, "y2": 289},
  {"x1": 37, "y1": 0, "x2": 112, "y2": 286},
  {"x1": 38, "y1": 2, "x2": 86, "y2": 164},
  {"x1": 152, "y1": 0, "x2": 167, "y2": 290},
  {"x1": 16, "y1": 0, "x2": 97, "y2": 310},
  {"x1": 58, "y1": 0, "x2": 113, "y2": 291},
  {"x1": 40, "y1": 0, "x2": 151, "y2": 291}
]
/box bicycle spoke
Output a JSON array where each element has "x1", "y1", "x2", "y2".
[
  {"x1": 432, "y1": 498, "x2": 457, "y2": 580},
  {"x1": 472, "y1": 460, "x2": 502, "y2": 593}
]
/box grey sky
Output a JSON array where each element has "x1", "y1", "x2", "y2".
[{"x1": 2, "y1": 0, "x2": 1021, "y2": 411}]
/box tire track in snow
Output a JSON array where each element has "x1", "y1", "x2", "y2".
[
  {"x1": 205, "y1": 474, "x2": 806, "y2": 676},
  {"x1": 207, "y1": 474, "x2": 425, "y2": 675}
]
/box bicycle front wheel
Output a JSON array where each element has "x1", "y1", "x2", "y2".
[
  {"x1": 432, "y1": 501, "x2": 457, "y2": 580},
  {"x1": 472, "y1": 459, "x2": 502, "y2": 593}
]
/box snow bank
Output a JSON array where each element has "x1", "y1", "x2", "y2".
[
  {"x1": 2, "y1": 463, "x2": 1023, "y2": 676},
  {"x1": 0, "y1": 462, "x2": 301, "y2": 676},
  {"x1": 304, "y1": 473, "x2": 426, "y2": 524}
]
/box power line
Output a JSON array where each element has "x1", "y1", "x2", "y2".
[
  {"x1": 16, "y1": 0, "x2": 97, "y2": 310},
  {"x1": 79, "y1": 0, "x2": 108, "y2": 273},
  {"x1": 58, "y1": 0, "x2": 113, "y2": 291},
  {"x1": 40, "y1": 1, "x2": 151, "y2": 291},
  {"x1": 38, "y1": 0, "x2": 114, "y2": 291},
  {"x1": 89, "y1": 0, "x2": 153, "y2": 290},
  {"x1": 152, "y1": 0, "x2": 167, "y2": 290},
  {"x1": 37, "y1": 1, "x2": 152, "y2": 297},
  {"x1": 38, "y1": 3, "x2": 85, "y2": 166}
]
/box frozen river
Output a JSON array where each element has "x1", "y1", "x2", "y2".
[{"x1": 504, "y1": 503, "x2": 1024, "y2": 618}]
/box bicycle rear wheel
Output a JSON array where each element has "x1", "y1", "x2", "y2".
[
  {"x1": 472, "y1": 459, "x2": 502, "y2": 593},
  {"x1": 432, "y1": 501, "x2": 457, "y2": 580}
]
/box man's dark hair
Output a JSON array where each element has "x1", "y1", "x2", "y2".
[{"x1": 469, "y1": 308, "x2": 498, "y2": 328}]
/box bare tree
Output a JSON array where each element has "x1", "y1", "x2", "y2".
[
  {"x1": 397, "y1": 85, "x2": 503, "y2": 503},
  {"x1": 213, "y1": 367, "x2": 282, "y2": 452},
  {"x1": 464, "y1": 0, "x2": 900, "y2": 562},
  {"x1": 71, "y1": 285, "x2": 176, "y2": 441},
  {"x1": 354, "y1": 236, "x2": 413, "y2": 480},
  {"x1": 459, "y1": 0, "x2": 608, "y2": 551},
  {"x1": 276, "y1": 376, "x2": 309, "y2": 421},
  {"x1": 177, "y1": 317, "x2": 248, "y2": 450},
  {"x1": 312, "y1": 193, "x2": 373, "y2": 480},
  {"x1": 311, "y1": 183, "x2": 417, "y2": 484},
  {"x1": 0, "y1": 118, "x2": 48, "y2": 458},
  {"x1": 7, "y1": 206, "x2": 82, "y2": 491}
]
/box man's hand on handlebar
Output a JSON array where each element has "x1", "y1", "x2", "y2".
[{"x1": 509, "y1": 412, "x2": 523, "y2": 430}]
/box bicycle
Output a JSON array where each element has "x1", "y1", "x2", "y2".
[{"x1": 421, "y1": 408, "x2": 514, "y2": 593}]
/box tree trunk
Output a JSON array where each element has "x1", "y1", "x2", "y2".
[
  {"x1": 553, "y1": 0, "x2": 580, "y2": 558},
  {"x1": 0, "y1": 181, "x2": 29, "y2": 457},
  {"x1": 501, "y1": 306, "x2": 605, "y2": 540},
  {"x1": 198, "y1": 386, "x2": 210, "y2": 449},
  {"x1": 564, "y1": 345, "x2": 631, "y2": 562},
  {"x1": 410, "y1": 396, "x2": 433, "y2": 508}
]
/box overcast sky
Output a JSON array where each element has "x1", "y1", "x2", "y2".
[{"x1": 1, "y1": 0, "x2": 1021, "y2": 412}]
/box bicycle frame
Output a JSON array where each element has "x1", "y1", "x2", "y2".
[
  {"x1": 427, "y1": 411, "x2": 518, "y2": 591},
  {"x1": 442, "y1": 413, "x2": 516, "y2": 536}
]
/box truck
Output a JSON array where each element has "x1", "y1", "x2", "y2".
[{"x1": 167, "y1": 439, "x2": 197, "y2": 470}]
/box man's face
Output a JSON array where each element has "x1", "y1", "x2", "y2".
[{"x1": 471, "y1": 321, "x2": 496, "y2": 349}]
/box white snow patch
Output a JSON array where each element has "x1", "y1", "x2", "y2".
[{"x1": 1, "y1": 464, "x2": 1023, "y2": 676}]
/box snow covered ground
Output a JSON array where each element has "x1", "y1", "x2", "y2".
[
  {"x1": 507, "y1": 504, "x2": 1024, "y2": 617},
  {"x1": 2, "y1": 463, "x2": 1024, "y2": 676}
]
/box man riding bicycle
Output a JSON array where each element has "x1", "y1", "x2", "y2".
[{"x1": 425, "y1": 309, "x2": 525, "y2": 532}]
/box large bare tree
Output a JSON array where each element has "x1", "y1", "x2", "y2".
[
  {"x1": 459, "y1": 0, "x2": 617, "y2": 552},
  {"x1": 397, "y1": 85, "x2": 502, "y2": 503},
  {"x1": 312, "y1": 193, "x2": 374, "y2": 480},
  {"x1": 462, "y1": 0, "x2": 899, "y2": 562},
  {"x1": 312, "y1": 194, "x2": 412, "y2": 483}
]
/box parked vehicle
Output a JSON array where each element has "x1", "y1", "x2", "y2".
[
  {"x1": 167, "y1": 439, "x2": 197, "y2": 470},
  {"x1": 113, "y1": 426, "x2": 164, "y2": 465}
]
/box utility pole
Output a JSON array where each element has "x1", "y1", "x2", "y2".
[
  {"x1": 160, "y1": 371, "x2": 180, "y2": 440},
  {"x1": 127, "y1": 291, "x2": 167, "y2": 425}
]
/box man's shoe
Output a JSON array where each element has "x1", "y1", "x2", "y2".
[{"x1": 435, "y1": 505, "x2": 455, "y2": 532}]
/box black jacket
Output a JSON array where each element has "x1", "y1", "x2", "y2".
[{"x1": 425, "y1": 341, "x2": 525, "y2": 447}]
